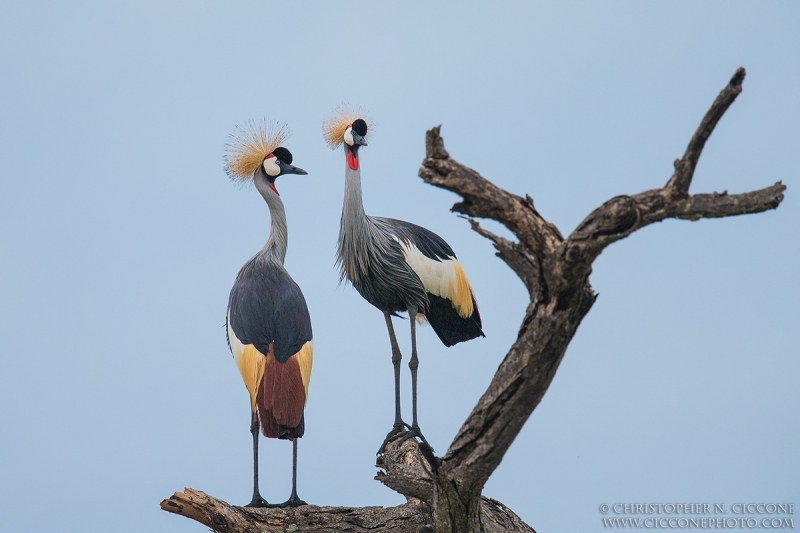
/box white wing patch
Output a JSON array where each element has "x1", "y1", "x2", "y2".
[
  {"x1": 395, "y1": 237, "x2": 475, "y2": 318},
  {"x1": 227, "y1": 311, "x2": 245, "y2": 361},
  {"x1": 396, "y1": 237, "x2": 457, "y2": 297}
]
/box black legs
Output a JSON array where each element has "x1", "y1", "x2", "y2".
[
  {"x1": 408, "y1": 310, "x2": 420, "y2": 430},
  {"x1": 406, "y1": 307, "x2": 432, "y2": 452},
  {"x1": 286, "y1": 439, "x2": 307, "y2": 507},
  {"x1": 384, "y1": 312, "x2": 406, "y2": 429},
  {"x1": 275, "y1": 439, "x2": 307, "y2": 508},
  {"x1": 245, "y1": 411, "x2": 269, "y2": 507},
  {"x1": 380, "y1": 312, "x2": 410, "y2": 452},
  {"x1": 244, "y1": 413, "x2": 306, "y2": 508},
  {"x1": 378, "y1": 309, "x2": 432, "y2": 454}
]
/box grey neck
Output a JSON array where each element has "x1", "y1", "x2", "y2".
[
  {"x1": 338, "y1": 147, "x2": 376, "y2": 281},
  {"x1": 342, "y1": 149, "x2": 367, "y2": 222},
  {"x1": 254, "y1": 167, "x2": 288, "y2": 264}
]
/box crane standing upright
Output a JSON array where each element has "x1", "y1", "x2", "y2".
[
  {"x1": 224, "y1": 121, "x2": 312, "y2": 507},
  {"x1": 324, "y1": 108, "x2": 484, "y2": 451}
]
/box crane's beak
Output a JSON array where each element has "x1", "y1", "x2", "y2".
[
  {"x1": 282, "y1": 164, "x2": 308, "y2": 176},
  {"x1": 351, "y1": 132, "x2": 368, "y2": 147}
]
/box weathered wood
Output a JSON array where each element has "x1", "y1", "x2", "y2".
[
  {"x1": 160, "y1": 483, "x2": 536, "y2": 533},
  {"x1": 375, "y1": 432, "x2": 435, "y2": 503},
  {"x1": 666, "y1": 67, "x2": 747, "y2": 195},
  {"x1": 160, "y1": 487, "x2": 428, "y2": 532}
]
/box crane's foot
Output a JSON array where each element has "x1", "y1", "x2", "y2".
[
  {"x1": 271, "y1": 495, "x2": 307, "y2": 508},
  {"x1": 377, "y1": 422, "x2": 412, "y2": 455},
  {"x1": 245, "y1": 495, "x2": 270, "y2": 508},
  {"x1": 397, "y1": 425, "x2": 434, "y2": 455}
]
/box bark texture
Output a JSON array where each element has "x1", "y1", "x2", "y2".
[
  {"x1": 163, "y1": 68, "x2": 785, "y2": 532},
  {"x1": 160, "y1": 487, "x2": 428, "y2": 533},
  {"x1": 160, "y1": 483, "x2": 535, "y2": 533}
]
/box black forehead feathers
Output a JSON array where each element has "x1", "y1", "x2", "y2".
[
  {"x1": 352, "y1": 119, "x2": 368, "y2": 137},
  {"x1": 272, "y1": 146, "x2": 293, "y2": 164}
]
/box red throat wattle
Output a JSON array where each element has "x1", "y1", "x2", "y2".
[
  {"x1": 269, "y1": 182, "x2": 280, "y2": 195},
  {"x1": 347, "y1": 150, "x2": 359, "y2": 170}
]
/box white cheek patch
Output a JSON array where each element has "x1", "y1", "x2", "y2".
[
  {"x1": 343, "y1": 126, "x2": 354, "y2": 146},
  {"x1": 262, "y1": 157, "x2": 280, "y2": 177}
]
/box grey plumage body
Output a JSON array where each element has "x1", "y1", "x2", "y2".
[{"x1": 229, "y1": 256, "x2": 311, "y2": 367}]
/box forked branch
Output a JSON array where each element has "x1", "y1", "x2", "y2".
[
  {"x1": 416, "y1": 67, "x2": 786, "y2": 511},
  {"x1": 561, "y1": 68, "x2": 785, "y2": 288},
  {"x1": 666, "y1": 67, "x2": 746, "y2": 195}
]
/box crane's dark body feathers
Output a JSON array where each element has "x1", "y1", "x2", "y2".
[
  {"x1": 228, "y1": 254, "x2": 312, "y2": 364},
  {"x1": 379, "y1": 217, "x2": 454, "y2": 263},
  {"x1": 427, "y1": 292, "x2": 483, "y2": 347}
]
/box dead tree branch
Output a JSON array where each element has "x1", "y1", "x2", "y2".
[
  {"x1": 666, "y1": 67, "x2": 747, "y2": 195},
  {"x1": 160, "y1": 484, "x2": 536, "y2": 533},
  {"x1": 412, "y1": 66, "x2": 784, "y2": 532},
  {"x1": 160, "y1": 487, "x2": 428, "y2": 533},
  {"x1": 559, "y1": 69, "x2": 784, "y2": 293}
]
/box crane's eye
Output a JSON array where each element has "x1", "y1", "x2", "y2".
[{"x1": 275, "y1": 160, "x2": 282, "y2": 166}]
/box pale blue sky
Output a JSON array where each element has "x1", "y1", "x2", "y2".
[{"x1": 1, "y1": 2, "x2": 797, "y2": 532}]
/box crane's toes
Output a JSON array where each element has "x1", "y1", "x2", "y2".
[
  {"x1": 397, "y1": 426, "x2": 435, "y2": 454},
  {"x1": 271, "y1": 496, "x2": 308, "y2": 508},
  {"x1": 378, "y1": 424, "x2": 435, "y2": 455},
  {"x1": 245, "y1": 496, "x2": 270, "y2": 508},
  {"x1": 377, "y1": 422, "x2": 411, "y2": 455}
]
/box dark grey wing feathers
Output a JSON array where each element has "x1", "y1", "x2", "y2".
[
  {"x1": 227, "y1": 256, "x2": 312, "y2": 363},
  {"x1": 375, "y1": 217, "x2": 456, "y2": 262}
]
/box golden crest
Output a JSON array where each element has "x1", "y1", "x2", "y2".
[
  {"x1": 323, "y1": 104, "x2": 373, "y2": 149},
  {"x1": 224, "y1": 120, "x2": 289, "y2": 182}
]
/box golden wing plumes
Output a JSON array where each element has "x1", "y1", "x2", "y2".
[
  {"x1": 224, "y1": 120, "x2": 290, "y2": 183},
  {"x1": 323, "y1": 104, "x2": 374, "y2": 149}
]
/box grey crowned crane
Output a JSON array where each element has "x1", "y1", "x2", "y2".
[
  {"x1": 324, "y1": 108, "x2": 484, "y2": 452},
  {"x1": 224, "y1": 121, "x2": 312, "y2": 507}
]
